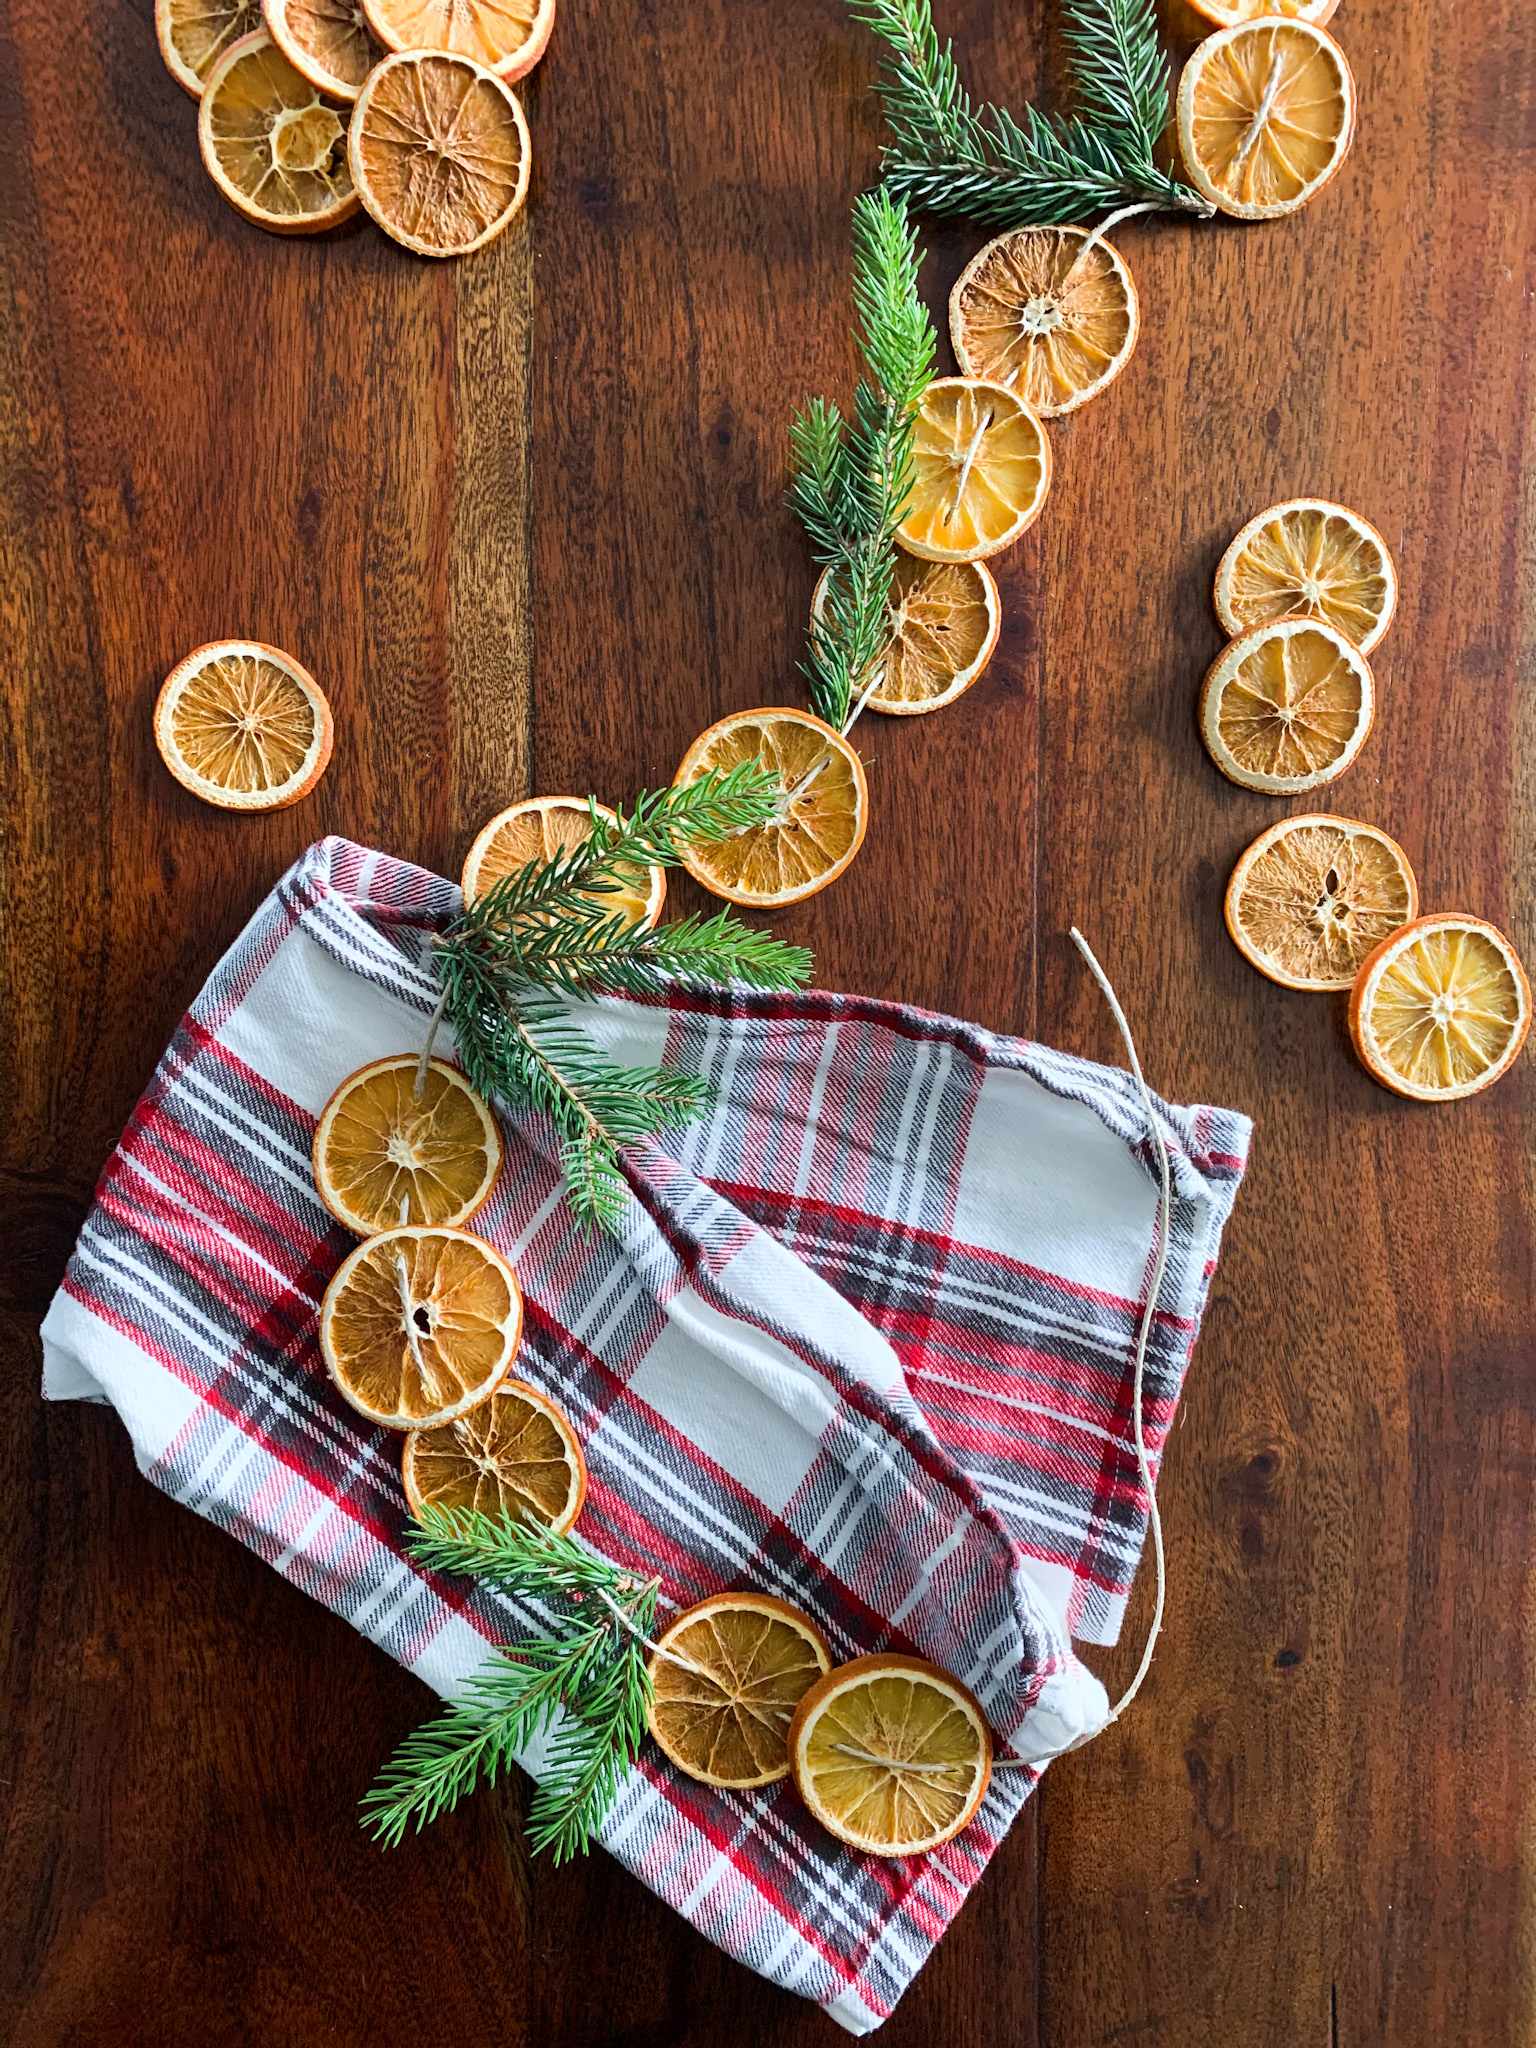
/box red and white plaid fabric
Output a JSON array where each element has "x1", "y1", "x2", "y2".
[{"x1": 41, "y1": 838, "x2": 1250, "y2": 2032}]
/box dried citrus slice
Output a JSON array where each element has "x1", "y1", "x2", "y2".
[
  {"x1": 348, "y1": 52, "x2": 529, "y2": 258},
  {"x1": 319, "y1": 1224, "x2": 521, "y2": 1430},
  {"x1": 313, "y1": 1056, "x2": 502, "y2": 1236},
  {"x1": 1225, "y1": 815, "x2": 1418, "y2": 992},
  {"x1": 673, "y1": 709, "x2": 868, "y2": 907},
  {"x1": 788, "y1": 1653, "x2": 993, "y2": 1857},
  {"x1": 198, "y1": 31, "x2": 359, "y2": 234},
  {"x1": 812, "y1": 557, "x2": 1000, "y2": 716},
  {"x1": 646, "y1": 1593, "x2": 832, "y2": 1789},
  {"x1": 897, "y1": 379, "x2": 1052, "y2": 563},
  {"x1": 360, "y1": 0, "x2": 552, "y2": 81},
  {"x1": 263, "y1": 0, "x2": 381, "y2": 98},
  {"x1": 402, "y1": 1377, "x2": 586, "y2": 1531},
  {"x1": 1349, "y1": 917, "x2": 1531, "y2": 1102},
  {"x1": 949, "y1": 227, "x2": 1138, "y2": 419},
  {"x1": 460, "y1": 797, "x2": 665, "y2": 927},
  {"x1": 1177, "y1": 19, "x2": 1355, "y2": 220},
  {"x1": 1199, "y1": 618, "x2": 1373, "y2": 795},
  {"x1": 1215, "y1": 499, "x2": 1396, "y2": 654},
  {"x1": 158, "y1": 0, "x2": 265, "y2": 95},
  {"x1": 1185, "y1": 0, "x2": 1337, "y2": 26},
  {"x1": 154, "y1": 639, "x2": 334, "y2": 810}
]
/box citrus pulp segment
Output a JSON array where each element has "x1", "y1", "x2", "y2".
[
  {"x1": 154, "y1": 639, "x2": 334, "y2": 810},
  {"x1": 949, "y1": 227, "x2": 1138, "y2": 418},
  {"x1": 811, "y1": 557, "x2": 1000, "y2": 716},
  {"x1": 157, "y1": 0, "x2": 265, "y2": 96},
  {"x1": 672, "y1": 709, "x2": 868, "y2": 907},
  {"x1": 263, "y1": 0, "x2": 381, "y2": 98},
  {"x1": 646, "y1": 1593, "x2": 833, "y2": 1789},
  {"x1": 1349, "y1": 916, "x2": 1531, "y2": 1102},
  {"x1": 788, "y1": 1653, "x2": 993, "y2": 1857},
  {"x1": 360, "y1": 0, "x2": 553, "y2": 81},
  {"x1": 1199, "y1": 618, "x2": 1373, "y2": 794},
  {"x1": 460, "y1": 796, "x2": 665, "y2": 927},
  {"x1": 1215, "y1": 499, "x2": 1396, "y2": 653},
  {"x1": 198, "y1": 31, "x2": 359, "y2": 233},
  {"x1": 402, "y1": 1377, "x2": 586, "y2": 1531},
  {"x1": 1177, "y1": 19, "x2": 1356, "y2": 219},
  {"x1": 349, "y1": 53, "x2": 530, "y2": 258},
  {"x1": 897, "y1": 379, "x2": 1051, "y2": 563},
  {"x1": 313, "y1": 1057, "x2": 503, "y2": 1236},
  {"x1": 1224, "y1": 815, "x2": 1418, "y2": 991}
]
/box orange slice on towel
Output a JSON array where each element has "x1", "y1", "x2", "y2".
[
  {"x1": 313, "y1": 1056, "x2": 503, "y2": 1235},
  {"x1": 402, "y1": 1377, "x2": 586, "y2": 1531},
  {"x1": 647, "y1": 1592, "x2": 832, "y2": 1789}
]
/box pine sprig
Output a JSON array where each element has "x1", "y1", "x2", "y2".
[
  {"x1": 362, "y1": 1508, "x2": 660, "y2": 1862},
  {"x1": 848, "y1": 0, "x2": 1212, "y2": 230},
  {"x1": 788, "y1": 188, "x2": 937, "y2": 732}
]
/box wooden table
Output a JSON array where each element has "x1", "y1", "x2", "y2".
[{"x1": 3, "y1": 0, "x2": 1531, "y2": 2039}]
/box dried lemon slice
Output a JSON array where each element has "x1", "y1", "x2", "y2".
[
  {"x1": 198, "y1": 31, "x2": 359, "y2": 234},
  {"x1": 1225, "y1": 815, "x2": 1418, "y2": 991},
  {"x1": 673, "y1": 709, "x2": 868, "y2": 907},
  {"x1": 402, "y1": 1378, "x2": 586, "y2": 1531},
  {"x1": 1177, "y1": 18, "x2": 1355, "y2": 220},
  {"x1": 158, "y1": 0, "x2": 264, "y2": 95},
  {"x1": 646, "y1": 1593, "x2": 832, "y2": 1789},
  {"x1": 263, "y1": 0, "x2": 381, "y2": 98},
  {"x1": 361, "y1": 0, "x2": 552, "y2": 80},
  {"x1": 949, "y1": 227, "x2": 1138, "y2": 418},
  {"x1": 461, "y1": 796, "x2": 665, "y2": 927},
  {"x1": 897, "y1": 379, "x2": 1052, "y2": 563},
  {"x1": 812, "y1": 557, "x2": 1000, "y2": 716},
  {"x1": 154, "y1": 639, "x2": 334, "y2": 810},
  {"x1": 1215, "y1": 499, "x2": 1397, "y2": 654},
  {"x1": 313, "y1": 1057, "x2": 502, "y2": 1236},
  {"x1": 349, "y1": 52, "x2": 530, "y2": 259},
  {"x1": 1199, "y1": 618, "x2": 1373, "y2": 795},
  {"x1": 1350, "y1": 917, "x2": 1531, "y2": 1102},
  {"x1": 788, "y1": 1653, "x2": 993, "y2": 1857},
  {"x1": 319, "y1": 1225, "x2": 521, "y2": 1430}
]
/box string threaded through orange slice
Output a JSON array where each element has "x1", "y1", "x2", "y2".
[
  {"x1": 1349, "y1": 916, "x2": 1531, "y2": 1102},
  {"x1": 646, "y1": 1593, "x2": 832, "y2": 1789},
  {"x1": 348, "y1": 52, "x2": 530, "y2": 258},
  {"x1": 950, "y1": 227, "x2": 1138, "y2": 419},
  {"x1": 1225, "y1": 816, "x2": 1418, "y2": 992},
  {"x1": 403, "y1": 1378, "x2": 586, "y2": 1532},
  {"x1": 198, "y1": 31, "x2": 359, "y2": 234},
  {"x1": 897, "y1": 379, "x2": 1052, "y2": 563},
  {"x1": 812, "y1": 557, "x2": 1000, "y2": 716},
  {"x1": 154, "y1": 639, "x2": 334, "y2": 810},
  {"x1": 461, "y1": 796, "x2": 665, "y2": 927},
  {"x1": 313, "y1": 1057, "x2": 503, "y2": 1236},
  {"x1": 1199, "y1": 617, "x2": 1373, "y2": 795},
  {"x1": 1215, "y1": 499, "x2": 1397, "y2": 654},
  {"x1": 1178, "y1": 19, "x2": 1356, "y2": 220}
]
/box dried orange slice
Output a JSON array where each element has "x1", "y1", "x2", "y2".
[
  {"x1": 360, "y1": 0, "x2": 552, "y2": 80},
  {"x1": 949, "y1": 227, "x2": 1138, "y2": 419},
  {"x1": 1225, "y1": 816, "x2": 1418, "y2": 991},
  {"x1": 673, "y1": 709, "x2": 868, "y2": 907},
  {"x1": 154, "y1": 639, "x2": 334, "y2": 810},
  {"x1": 348, "y1": 52, "x2": 530, "y2": 258},
  {"x1": 812, "y1": 557, "x2": 1000, "y2": 716},
  {"x1": 897, "y1": 379, "x2": 1052, "y2": 563},
  {"x1": 1185, "y1": 0, "x2": 1337, "y2": 25},
  {"x1": 402, "y1": 1377, "x2": 586, "y2": 1531},
  {"x1": 313, "y1": 1056, "x2": 502, "y2": 1236},
  {"x1": 646, "y1": 1593, "x2": 832, "y2": 1789},
  {"x1": 788, "y1": 1653, "x2": 993, "y2": 1857},
  {"x1": 1199, "y1": 618, "x2": 1373, "y2": 794},
  {"x1": 460, "y1": 797, "x2": 665, "y2": 927},
  {"x1": 158, "y1": 0, "x2": 264, "y2": 95},
  {"x1": 1178, "y1": 19, "x2": 1355, "y2": 220},
  {"x1": 263, "y1": 0, "x2": 381, "y2": 98},
  {"x1": 1215, "y1": 499, "x2": 1396, "y2": 654},
  {"x1": 1350, "y1": 917, "x2": 1531, "y2": 1102},
  {"x1": 320, "y1": 1225, "x2": 521, "y2": 1430},
  {"x1": 198, "y1": 31, "x2": 359, "y2": 234}
]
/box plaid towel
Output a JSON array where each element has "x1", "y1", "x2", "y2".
[{"x1": 40, "y1": 838, "x2": 1250, "y2": 2032}]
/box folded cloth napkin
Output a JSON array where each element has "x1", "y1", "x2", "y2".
[{"x1": 41, "y1": 837, "x2": 1250, "y2": 2033}]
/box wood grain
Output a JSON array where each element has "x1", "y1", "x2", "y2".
[{"x1": 2, "y1": 0, "x2": 1532, "y2": 2039}]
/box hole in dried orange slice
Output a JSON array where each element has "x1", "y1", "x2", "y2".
[
  {"x1": 950, "y1": 227, "x2": 1138, "y2": 419},
  {"x1": 646, "y1": 1592, "x2": 831, "y2": 1789},
  {"x1": 348, "y1": 51, "x2": 529, "y2": 258},
  {"x1": 361, "y1": 0, "x2": 552, "y2": 79},
  {"x1": 320, "y1": 1224, "x2": 522, "y2": 1429},
  {"x1": 812, "y1": 558, "x2": 1000, "y2": 717},
  {"x1": 1199, "y1": 618, "x2": 1373, "y2": 795},
  {"x1": 788, "y1": 1653, "x2": 993, "y2": 1857},
  {"x1": 1215, "y1": 499, "x2": 1396, "y2": 654},
  {"x1": 198, "y1": 31, "x2": 359, "y2": 234},
  {"x1": 461, "y1": 796, "x2": 665, "y2": 927},
  {"x1": 263, "y1": 0, "x2": 381, "y2": 99},
  {"x1": 1184, "y1": 0, "x2": 1337, "y2": 27},
  {"x1": 154, "y1": 639, "x2": 334, "y2": 810},
  {"x1": 313, "y1": 1056, "x2": 502, "y2": 1236},
  {"x1": 1225, "y1": 815, "x2": 1418, "y2": 992},
  {"x1": 1177, "y1": 19, "x2": 1355, "y2": 220},
  {"x1": 159, "y1": 0, "x2": 265, "y2": 95},
  {"x1": 897, "y1": 378, "x2": 1052, "y2": 563},
  {"x1": 673, "y1": 708, "x2": 868, "y2": 908},
  {"x1": 1350, "y1": 916, "x2": 1531, "y2": 1102},
  {"x1": 403, "y1": 1377, "x2": 585, "y2": 1531}
]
